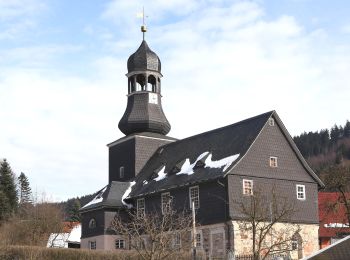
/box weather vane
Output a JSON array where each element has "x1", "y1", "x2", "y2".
[{"x1": 137, "y1": 7, "x2": 148, "y2": 40}]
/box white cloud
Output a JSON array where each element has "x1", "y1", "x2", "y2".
[{"x1": 1, "y1": 0, "x2": 350, "y2": 200}]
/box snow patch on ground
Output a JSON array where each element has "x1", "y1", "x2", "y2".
[
  {"x1": 47, "y1": 233, "x2": 70, "y2": 248},
  {"x1": 81, "y1": 186, "x2": 107, "y2": 209},
  {"x1": 122, "y1": 181, "x2": 136, "y2": 208}
]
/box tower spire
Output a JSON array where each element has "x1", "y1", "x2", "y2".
[{"x1": 140, "y1": 7, "x2": 147, "y2": 41}]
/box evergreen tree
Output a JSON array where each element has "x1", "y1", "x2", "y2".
[
  {"x1": 68, "y1": 199, "x2": 81, "y2": 222},
  {"x1": 0, "y1": 159, "x2": 18, "y2": 216},
  {"x1": 344, "y1": 121, "x2": 350, "y2": 138},
  {"x1": 0, "y1": 190, "x2": 10, "y2": 221},
  {"x1": 18, "y1": 172, "x2": 33, "y2": 205}
]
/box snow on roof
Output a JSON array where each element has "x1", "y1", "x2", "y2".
[
  {"x1": 67, "y1": 224, "x2": 81, "y2": 243},
  {"x1": 325, "y1": 223, "x2": 350, "y2": 228},
  {"x1": 154, "y1": 166, "x2": 167, "y2": 181},
  {"x1": 81, "y1": 186, "x2": 107, "y2": 209},
  {"x1": 47, "y1": 233, "x2": 69, "y2": 248},
  {"x1": 122, "y1": 181, "x2": 136, "y2": 208},
  {"x1": 204, "y1": 153, "x2": 240, "y2": 171},
  {"x1": 152, "y1": 151, "x2": 240, "y2": 181}
]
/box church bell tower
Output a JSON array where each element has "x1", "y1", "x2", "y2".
[
  {"x1": 118, "y1": 25, "x2": 171, "y2": 136},
  {"x1": 108, "y1": 23, "x2": 175, "y2": 183}
]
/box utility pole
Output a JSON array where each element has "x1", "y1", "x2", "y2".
[{"x1": 192, "y1": 201, "x2": 197, "y2": 260}]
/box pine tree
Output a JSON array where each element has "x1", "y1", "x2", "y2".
[
  {"x1": 68, "y1": 199, "x2": 81, "y2": 222},
  {"x1": 0, "y1": 190, "x2": 11, "y2": 221},
  {"x1": 18, "y1": 172, "x2": 33, "y2": 205},
  {"x1": 0, "y1": 159, "x2": 18, "y2": 216}
]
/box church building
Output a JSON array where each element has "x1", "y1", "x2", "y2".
[{"x1": 79, "y1": 26, "x2": 324, "y2": 259}]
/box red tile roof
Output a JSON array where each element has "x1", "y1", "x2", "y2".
[{"x1": 319, "y1": 192, "x2": 350, "y2": 238}]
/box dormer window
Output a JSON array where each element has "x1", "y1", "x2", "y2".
[
  {"x1": 269, "y1": 157, "x2": 278, "y2": 167},
  {"x1": 119, "y1": 166, "x2": 124, "y2": 179},
  {"x1": 194, "y1": 153, "x2": 210, "y2": 169},
  {"x1": 170, "y1": 159, "x2": 186, "y2": 175}
]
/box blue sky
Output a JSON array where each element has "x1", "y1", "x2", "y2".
[{"x1": 1, "y1": 0, "x2": 350, "y2": 201}]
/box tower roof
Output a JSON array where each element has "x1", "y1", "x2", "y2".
[{"x1": 127, "y1": 40, "x2": 161, "y2": 73}]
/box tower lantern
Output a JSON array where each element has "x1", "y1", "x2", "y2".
[{"x1": 118, "y1": 27, "x2": 171, "y2": 136}]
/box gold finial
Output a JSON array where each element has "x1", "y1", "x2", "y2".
[{"x1": 137, "y1": 7, "x2": 148, "y2": 40}]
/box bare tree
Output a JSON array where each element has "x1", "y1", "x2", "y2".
[
  {"x1": 323, "y1": 165, "x2": 350, "y2": 226},
  {"x1": 110, "y1": 207, "x2": 193, "y2": 260},
  {"x1": 235, "y1": 187, "x2": 301, "y2": 260}
]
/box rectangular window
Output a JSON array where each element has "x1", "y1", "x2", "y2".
[
  {"x1": 115, "y1": 239, "x2": 125, "y2": 249},
  {"x1": 296, "y1": 185, "x2": 306, "y2": 200},
  {"x1": 161, "y1": 192, "x2": 172, "y2": 214},
  {"x1": 119, "y1": 166, "x2": 125, "y2": 178},
  {"x1": 137, "y1": 198, "x2": 145, "y2": 218},
  {"x1": 189, "y1": 186, "x2": 200, "y2": 209},
  {"x1": 173, "y1": 232, "x2": 181, "y2": 249},
  {"x1": 269, "y1": 156, "x2": 278, "y2": 167},
  {"x1": 196, "y1": 232, "x2": 202, "y2": 248},
  {"x1": 89, "y1": 241, "x2": 96, "y2": 250},
  {"x1": 269, "y1": 118, "x2": 275, "y2": 126},
  {"x1": 243, "y1": 179, "x2": 253, "y2": 195}
]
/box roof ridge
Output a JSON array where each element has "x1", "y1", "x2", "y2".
[{"x1": 161, "y1": 110, "x2": 274, "y2": 149}]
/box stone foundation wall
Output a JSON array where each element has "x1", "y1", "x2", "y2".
[
  {"x1": 81, "y1": 234, "x2": 127, "y2": 250},
  {"x1": 232, "y1": 221, "x2": 319, "y2": 259}
]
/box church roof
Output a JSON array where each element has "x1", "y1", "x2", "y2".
[
  {"x1": 128, "y1": 111, "x2": 274, "y2": 198},
  {"x1": 127, "y1": 40, "x2": 161, "y2": 73},
  {"x1": 79, "y1": 181, "x2": 131, "y2": 212}
]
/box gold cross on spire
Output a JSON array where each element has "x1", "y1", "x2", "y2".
[{"x1": 137, "y1": 7, "x2": 148, "y2": 40}]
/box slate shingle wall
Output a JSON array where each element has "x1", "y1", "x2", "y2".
[
  {"x1": 228, "y1": 119, "x2": 319, "y2": 223},
  {"x1": 81, "y1": 209, "x2": 105, "y2": 238}
]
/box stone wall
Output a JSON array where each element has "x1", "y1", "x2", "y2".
[{"x1": 232, "y1": 220, "x2": 319, "y2": 259}]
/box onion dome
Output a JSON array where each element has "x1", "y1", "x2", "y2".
[{"x1": 127, "y1": 40, "x2": 161, "y2": 73}]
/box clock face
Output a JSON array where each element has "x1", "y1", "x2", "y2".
[{"x1": 149, "y1": 93, "x2": 158, "y2": 104}]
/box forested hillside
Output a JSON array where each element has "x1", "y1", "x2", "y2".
[{"x1": 293, "y1": 121, "x2": 350, "y2": 170}]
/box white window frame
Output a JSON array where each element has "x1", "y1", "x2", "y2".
[
  {"x1": 89, "y1": 241, "x2": 96, "y2": 250},
  {"x1": 119, "y1": 166, "x2": 124, "y2": 179},
  {"x1": 243, "y1": 179, "x2": 253, "y2": 195},
  {"x1": 173, "y1": 232, "x2": 181, "y2": 249},
  {"x1": 269, "y1": 118, "x2": 275, "y2": 126},
  {"x1": 194, "y1": 230, "x2": 203, "y2": 249},
  {"x1": 161, "y1": 192, "x2": 172, "y2": 214},
  {"x1": 115, "y1": 239, "x2": 125, "y2": 249},
  {"x1": 269, "y1": 156, "x2": 278, "y2": 167},
  {"x1": 296, "y1": 185, "x2": 306, "y2": 200},
  {"x1": 137, "y1": 198, "x2": 145, "y2": 218},
  {"x1": 189, "y1": 186, "x2": 200, "y2": 209}
]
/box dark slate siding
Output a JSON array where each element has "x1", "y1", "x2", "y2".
[
  {"x1": 227, "y1": 175, "x2": 319, "y2": 224},
  {"x1": 109, "y1": 137, "x2": 136, "y2": 182},
  {"x1": 109, "y1": 135, "x2": 174, "y2": 183},
  {"x1": 135, "y1": 135, "x2": 174, "y2": 176},
  {"x1": 232, "y1": 118, "x2": 314, "y2": 182},
  {"x1": 81, "y1": 210, "x2": 105, "y2": 238},
  {"x1": 143, "y1": 180, "x2": 228, "y2": 225},
  {"x1": 228, "y1": 119, "x2": 319, "y2": 223}
]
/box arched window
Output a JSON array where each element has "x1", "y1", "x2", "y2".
[
  {"x1": 136, "y1": 74, "x2": 146, "y2": 91},
  {"x1": 148, "y1": 75, "x2": 156, "y2": 92},
  {"x1": 89, "y1": 218, "x2": 96, "y2": 229}
]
